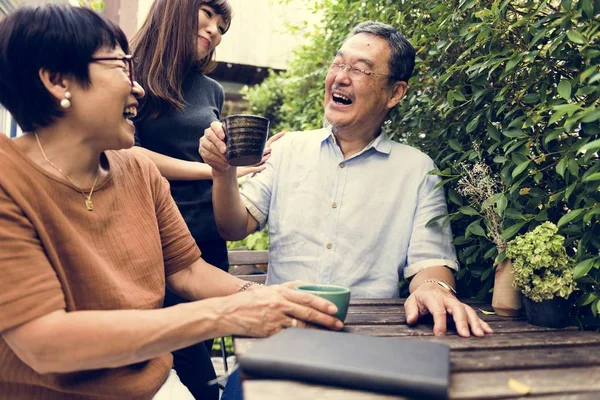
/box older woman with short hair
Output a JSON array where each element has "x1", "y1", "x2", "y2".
[{"x1": 0, "y1": 5, "x2": 341, "y2": 399}]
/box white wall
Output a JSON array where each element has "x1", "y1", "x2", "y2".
[
  {"x1": 135, "y1": 0, "x2": 320, "y2": 70},
  {"x1": 216, "y1": 0, "x2": 320, "y2": 69}
]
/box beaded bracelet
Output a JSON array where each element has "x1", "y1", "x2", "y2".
[
  {"x1": 415, "y1": 279, "x2": 457, "y2": 295},
  {"x1": 238, "y1": 281, "x2": 265, "y2": 292}
]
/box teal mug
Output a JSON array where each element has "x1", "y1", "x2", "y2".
[{"x1": 295, "y1": 284, "x2": 351, "y2": 322}]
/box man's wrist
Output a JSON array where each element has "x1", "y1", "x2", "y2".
[
  {"x1": 415, "y1": 279, "x2": 456, "y2": 295},
  {"x1": 211, "y1": 166, "x2": 235, "y2": 180}
]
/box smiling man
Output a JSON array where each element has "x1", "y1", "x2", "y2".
[{"x1": 201, "y1": 21, "x2": 492, "y2": 339}]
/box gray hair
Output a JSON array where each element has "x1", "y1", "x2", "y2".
[{"x1": 346, "y1": 21, "x2": 416, "y2": 82}]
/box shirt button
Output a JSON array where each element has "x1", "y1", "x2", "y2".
[
  {"x1": 339, "y1": 163, "x2": 345, "y2": 169},
  {"x1": 332, "y1": 202, "x2": 338, "y2": 208},
  {"x1": 326, "y1": 243, "x2": 333, "y2": 249}
]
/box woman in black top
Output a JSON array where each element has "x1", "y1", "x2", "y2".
[{"x1": 131, "y1": 0, "x2": 280, "y2": 398}]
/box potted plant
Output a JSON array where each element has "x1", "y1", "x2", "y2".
[
  {"x1": 506, "y1": 222, "x2": 576, "y2": 328},
  {"x1": 456, "y1": 160, "x2": 522, "y2": 316}
]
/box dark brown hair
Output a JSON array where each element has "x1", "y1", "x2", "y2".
[
  {"x1": 131, "y1": 0, "x2": 232, "y2": 120},
  {"x1": 0, "y1": 5, "x2": 129, "y2": 131}
]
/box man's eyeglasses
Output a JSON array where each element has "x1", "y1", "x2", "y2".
[
  {"x1": 89, "y1": 55, "x2": 134, "y2": 86},
  {"x1": 328, "y1": 61, "x2": 391, "y2": 80}
]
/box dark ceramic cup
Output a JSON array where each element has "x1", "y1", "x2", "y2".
[
  {"x1": 295, "y1": 284, "x2": 351, "y2": 322},
  {"x1": 224, "y1": 114, "x2": 270, "y2": 167}
]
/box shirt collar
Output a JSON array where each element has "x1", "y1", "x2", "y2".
[{"x1": 319, "y1": 126, "x2": 393, "y2": 155}]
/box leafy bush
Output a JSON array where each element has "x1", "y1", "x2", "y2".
[
  {"x1": 507, "y1": 222, "x2": 576, "y2": 302},
  {"x1": 245, "y1": 0, "x2": 600, "y2": 326},
  {"x1": 212, "y1": 336, "x2": 234, "y2": 355},
  {"x1": 227, "y1": 229, "x2": 269, "y2": 250}
]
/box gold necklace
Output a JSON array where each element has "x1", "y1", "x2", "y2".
[{"x1": 34, "y1": 132, "x2": 100, "y2": 211}]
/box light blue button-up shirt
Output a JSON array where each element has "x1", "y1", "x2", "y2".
[{"x1": 240, "y1": 128, "x2": 458, "y2": 298}]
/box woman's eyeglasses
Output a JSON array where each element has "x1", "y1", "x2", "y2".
[{"x1": 89, "y1": 55, "x2": 134, "y2": 86}]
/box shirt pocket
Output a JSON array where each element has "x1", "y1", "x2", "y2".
[{"x1": 274, "y1": 165, "x2": 329, "y2": 246}]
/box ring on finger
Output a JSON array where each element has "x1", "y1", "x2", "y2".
[{"x1": 291, "y1": 318, "x2": 298, "y2": 328}]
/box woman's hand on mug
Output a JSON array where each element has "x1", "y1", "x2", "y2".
[
  {"x1": 235, "y1": 131, "x2": 286, "y2": 178},
  {"x1": 257, "y1": 131, "x2": 286, "y2": 166},
  {"x1": 199, "y1": 121, "x2": 230, "y2": 172},
  {"x1": 217, "y1": 285, "x2": 343, "y2": 337}
]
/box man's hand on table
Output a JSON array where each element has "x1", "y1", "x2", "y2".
[{"x1": 404, "y1": 281, "x2": 493, "y2": 338}]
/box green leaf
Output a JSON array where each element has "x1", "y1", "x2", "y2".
[
  {"x1": 426, "y1": 214, "x2": 449, "y2": 228},
  {"x1": 577, "y1": 292, "x2": 597, "y2": 307},
  {"x1": 580, "y1": 66, "x2": 598, "y2": 81},
  {"x1": 528, "y1": 188, "x2": 546, "y2": 198},
  {"x1": 512, "y1": 160, "x2": 530, "y2": 178},
  {"x1": 448, "y1": 189, "x2": 463, "y2": 206},
  {"x1": 503, "y1": 128, "x2": 527, "y2": 138},
  {"x1": 488, "y1": 142, "x2": 502, "y2": 154},
  {"x1": 466, "y1": 116, "x2": 480, "y2": 133},
  {"x1": 504, "y1": 55, "x2": 523, "y2": 72},
  {"x1": 567, "y1": 30, "x2": 586, "y2": 45},
  {"x1": 561, "y1": 0, "x2": 572, "y2": 11},
  {"x1": 589, "y1": 73, "x2": 600, "y2": 84},
  {"x1": 556, "y1": 157, "x2": 567, "y2": 178},
  {"x1": 487, "y1": 124, "x2": 501, "y2": 141},
  {"x1": 467, "y1": 220, "x2": 486, "y2": 237},
  {"x1": 574, "y1": 258, "x2": 596, "y2": 280},
  {"x1": 505, "y1": 208, "x2": 526, "y2": 220},
  {"x1": 579, "y1": 139, "x2": 600, "y2": 154},
  {"x1": 543, "y1": 129, "x2": 563, "y2": 146},
  {"x1": 581, "y1": 109, "x2": 600, "y2": 123},
  {"x1": 557, "y1": 80, "x2": 572, "y2": 100},
  {"x1": 522, "y1": 93, "x2": 539, "y2": 104},
  {"x1": 584, "y1": 207, "x2": 600, "y2": 224},
  {"x1": 565, "y1": 181, "x2": 578, "y2": 201},
  {"x1": 534, "y1": 211, "x2": 548, "y2": 222},
  {"x1": 494, "y1": 249, "x2": 507, "y2": 266},
  {"x1": 448, "y1": 139, "x2": 462, "y2": 151},
  {"x1": 483, "y1": 246, "x2": 497, "y2": 260},
  {"x1": 552, "y1": 103, "x2": 581, "y2": 115},
  {"x1": 453, "y1": 91, "x2": 467, "y2": 101},
  {"x1": 567, "y1": 158, "x2": 579, "y2": 177},
  {"x1": 508, "y1": 117, "x2": 526, "y2": 129},
  {"x1": 501, "y1": 221, "x2": 527, "y2": 240},
  {"x1": 480, "y1": 267, "x2": 492, "y2": 281},
  {"x1": 496, "y1": 194, "x2": 508, "y2": 216},
  {"x1": 548, "y1": 112, "x2": 566, "y2": 126},
  {"x1": 435, "y1": 177, "x2": 459, "y2": 189},
  {"x1": 548, "y1": 191, "x2": 565, "y2": 204},
  {"x1": 580, "y1": 163, "x2": 600, "y2": 180},
  {"x1": 459, "y1": 206, "x2": 480, "y2": 216},
  {"x1": 582, "y1": 0, "x2": 594, "y2": 18},
  {"x1": 446, "y1": 91, "x2": 455, "y2": 107},
  {"x1": 582, "y1": 173, "x2": 600, "y2": 182},
  {"x1": 557, "y1": 209, "x2": 584, "y2": 228},
  {"x1": 453, "y1": 236, "x2": 473, "y2": 246}
]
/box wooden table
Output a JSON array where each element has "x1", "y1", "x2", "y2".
[{"x1": 234, "y1": 298, "x2": 600, "y2": 399}]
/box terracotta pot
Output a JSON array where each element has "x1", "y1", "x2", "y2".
[{"x1": 492, "y1": 259, "x2": 522, "y2": 316}]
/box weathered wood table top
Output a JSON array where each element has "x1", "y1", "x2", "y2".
[{"x1": 234, "y1": 298, "x2": 600, "y2": 399}]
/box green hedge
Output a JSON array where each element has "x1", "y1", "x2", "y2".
[{"x1": 245, "y1": 0, "x2": 600, "y2": 327}]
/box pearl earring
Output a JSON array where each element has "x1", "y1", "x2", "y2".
[{"x1": 60, "y1": 91, "x2": 72, "y2": 109}]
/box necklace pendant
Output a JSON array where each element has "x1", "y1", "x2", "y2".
[{"x1": 85, "y1": 199, "x2": 94, "y2": 211}]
